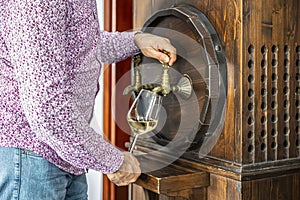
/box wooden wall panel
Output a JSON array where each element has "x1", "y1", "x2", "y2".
[
  {"x1": 132, "y1": 1, "x2": 300, "y2": 199},
  {"x1": 241, "y1": 174, "x2": 300, "y2": 200},
  {"x1": 241, "y1": 0, "x2": 300, "y2": 165},
  {"x1": 207, "y1": 174, "x2": 226, "y2": 200},
  {"x1": 206, "y1": 173, "x2": 300, "y2": 200},
  {"x1": 207, "y1": 174, "x2": 242, "y2": 200},
  {"x1": 133, "y1": 0, "x2": 300, "y2": 166},
  {"x1": 133, "y1": 0, "x2": 152, "y2": 30},
  {"x1": 133, "y1": 0, "x2": 242, "y2": 164}
]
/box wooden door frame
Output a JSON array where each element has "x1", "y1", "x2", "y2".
[{"x1": 102, "y1": 0, "x2": 133, "y2": 199}]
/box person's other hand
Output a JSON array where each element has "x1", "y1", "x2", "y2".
[
  {"x1": 107, "y1": 152, "x2": 141, "y2": 186},
  {"x1": 134, "y1": 33, "x2": 177, "y2": 66}
]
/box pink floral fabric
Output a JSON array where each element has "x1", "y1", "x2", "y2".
[{"x1": 0, "y1": 0, "x2": 139, "y2": 174}]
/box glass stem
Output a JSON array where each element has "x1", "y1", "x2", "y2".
[{"x1": 129, "y1": 134, "x2": 139, "y2": 153}]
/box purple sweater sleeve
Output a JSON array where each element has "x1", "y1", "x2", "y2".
[
  {"x1": 3, "y1": 0, "x2": 139, "y2": 173},
  {"x1": 97, "y1": 30, "x2": 140, "y2": 64}
]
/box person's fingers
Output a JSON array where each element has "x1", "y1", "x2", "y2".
[
  {"x1": 168, "y1": 51, "x2": 177, "y2": 66},
  {"x1": 134, "y1": 33, "x2": 177, "y2": 66},
  {"x1": 140, "y1": 47, "x2": 169, "y2": 63},
  {"x1": 159, "y1": 52, "x2": 170, "y2": 63},
  {"x1": 158, "y1": 42, "x2": 177, "y2": 66},
  {"x1": 106, "y1": 152, "x2": 141, "y2": 186},
  {"x1": 107, "y1": 171, "x2": 140, "y2": 186},
  {"x1": 140, "y1": 47, "x2": 176, "y2": 66}
]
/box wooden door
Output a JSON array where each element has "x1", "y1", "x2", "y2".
[{"x1": 103, "y1": 0, "x2": 133, "y2": 200}]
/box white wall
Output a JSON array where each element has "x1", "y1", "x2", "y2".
[{"x1": 87, "y1": 0, "x2": 104, "y2": 200}]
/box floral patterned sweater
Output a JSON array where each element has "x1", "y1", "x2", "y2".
[{"x1": 0, "y1": 0, "x2": 139, "y2": 175}]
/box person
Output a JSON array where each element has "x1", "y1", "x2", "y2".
[{"x1": 0, "y1": 0, "x2": 176, "y2": 199}]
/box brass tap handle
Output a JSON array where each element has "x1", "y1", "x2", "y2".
[
  {"x1": 123, "y1": 66, "x2": 142, "y2": 95},
  {"x1": 133, "y1": 54, "x2": 142, "y2": 67},
  {"x1": 161, "y1": 63, "x2": 171, "y2": 96},
  {"x1": 124, "y1": 51, "x2": 192, "y2": 99},
  {"x1": 123, "y1": 55, "x2": 142, "y2": 95},
  {"x1": 159, "y1": 50, "x2": 170, "y2": 59},
  {"x1": 159, "y1": 50, "x2": 172, "y2": 96}
]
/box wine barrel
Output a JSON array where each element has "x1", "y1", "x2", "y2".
[{"x1": 133, "y1": 4, "x2": 227, "y2": 152}]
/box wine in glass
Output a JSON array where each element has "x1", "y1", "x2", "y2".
[{"x1": 127, "y1": 89, "x2": 162, "y2": 153}]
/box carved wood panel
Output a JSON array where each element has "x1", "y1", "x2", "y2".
[
  {"x1": 132, "y1": 1, "x2": 300, "y2": 199},
  {"x1": 133, "y1": 0, "x2": 300, "y2": 165}
]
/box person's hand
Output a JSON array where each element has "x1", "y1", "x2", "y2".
[
  {"x1": 134, "y1": 33, "x2": 177, "y2": 66},
  {"x1": 107, "y1": 152, "x2": 141, "y2": 186}
]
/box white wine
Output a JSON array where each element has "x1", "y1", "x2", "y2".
[{"x1": 128, "y1": 118, "x2": 158, "y2": 135}]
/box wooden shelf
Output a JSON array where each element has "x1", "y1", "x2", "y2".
[{"x1": 136, "y1": 166, "x2": 209, "y2": 194}]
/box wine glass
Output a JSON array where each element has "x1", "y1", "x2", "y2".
[{"x1": 127, "y1": 89, "x2": 162, "y2": 153}]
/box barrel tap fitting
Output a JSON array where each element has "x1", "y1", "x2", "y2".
[
  {"x1": 124, "y1": 52, "x2": 193, "y2": 99},
  {"x1": 152, "y1": 61, "x2": 171, "y2": 96},
  {"x1": 123, "y1": 55, "x2": 142, "y2": 95}
]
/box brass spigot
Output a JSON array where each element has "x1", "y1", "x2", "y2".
[
  {"x1": 123, "y1": 55, "x2": 142, "y2": 95},
  {"x1": 152, "y1": 61, "x2": 172, "y2": 96},
  {"x1": 123, "y1": 65, "x2": 142, "y2": 95},
  {"x1": 124, "y1": 52, "x2": 193, "y2": 99},
  {"x1": 161, "y1": 62, "x2": 172, "y2": 95}
]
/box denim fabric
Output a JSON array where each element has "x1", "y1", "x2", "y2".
[{"x1": 0, "y1": 147, "x2": 88, "y2": 200}]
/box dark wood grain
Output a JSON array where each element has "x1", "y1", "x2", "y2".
[
  {"x1": 136, "y1": 167, "x2": 209, "y2": 194},
  {"x1": 103, "y1": 0, "x2": 132, "y2": 200},
  {"x1": 132, "y1": 0, "x2": 300, "y2": 199},
  {"x1": 133, "y1": 161, "x2": 209, "y2": 200}
]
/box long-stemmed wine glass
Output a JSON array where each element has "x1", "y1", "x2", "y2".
[{"x1": 127, "y1": 89, "x2": 162, "y2": 153}]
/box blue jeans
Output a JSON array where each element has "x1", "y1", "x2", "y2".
[{"x1": 0, "y1": 147, "x2": 88, "y2": 200}]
